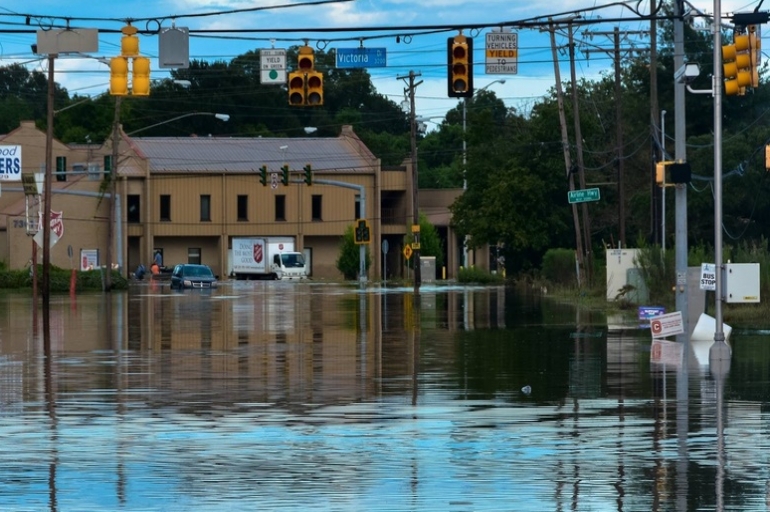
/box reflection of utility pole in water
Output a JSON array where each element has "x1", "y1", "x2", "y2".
[{"x1": 42, "y1": 301, "x2": 58, "y2": 510}]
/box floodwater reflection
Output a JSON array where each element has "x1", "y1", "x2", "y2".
[{"x1": 0, "y1": 282, "x2": 768, "y2": 511}]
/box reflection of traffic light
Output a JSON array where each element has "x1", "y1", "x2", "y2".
[
  {"x1": 259, "y1": 165, "x2": 268, "y2": 186},
  {"x1": 306, "y1": 71, "x2": 323, "y2": 106},
  {"x1": 354, "y1": 219, "x2": 370, "y2": 245},
  {"x1": 723, "y1": 32, "x2": 751, "y2": 96},
  {"x1": 132, "y1": 57, "x2": 150, "y2": 96},
  {"x1": 303, "y1": 164, "x2": 312, "y2": 185},
  {"x1": 748, "y1": 25, "x2": 760, "y2": 88},
  {"x1": 281, "y1": 164, "x2": 290, "y2": 186},
  {"x1": 448, "y1": 35, "x2": 473, "y2": 98},
  {"x1": 288, "y1": 72, "x2": 305, "y2": 106},
  {"x1": 110, "y1": 57, "x2": 129, "y2": 96}
]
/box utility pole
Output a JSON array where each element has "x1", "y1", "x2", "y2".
[
  {"x1": 584, "y1": 28, "x2": 648, "y2": 248},
  {"x1": 398, "y1": 70, "x2": 422, "y2": 293},
  {"x1": 649, "y1": 6, "x2": 661, "y2": 246},
  {"x1": 548, "y1": 20, "x2": 585, "y2": 286},
  {"x1": 105, "y1": 96, "x2": 121, "y2": 291},
  {"x1": 42, "y1": 54, "x2": 55, "y2": 307}
]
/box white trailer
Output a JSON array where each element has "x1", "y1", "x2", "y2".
[{"x1": 229, "y1": 236, "x2": 308, "y2": 280}]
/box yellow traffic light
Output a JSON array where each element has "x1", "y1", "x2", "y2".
[
  {"x1": 297, "y1": 46, "x2": 314, "y2": 72},
  {"x1": 448, "y1": 35, "x2": 473, "y2": 98},
  {"x1": 306, "y1": 71, "x2": 323, "y2": 106},
  {"x1": 656, "y1": 162, "x2": 665, "y2": 185},
  {"x1": 120, "y1": 25, "x2": 139, "y2": 57},
  {"x1": 132, "y1": 57, "x2": 151, "y2": 96},
  {"x1": 288, "y1": 71, "x2": 306, "y2": 105},
  {"x1": 723, "y1": 33, "x2": 751, "y2": 96},
  {"x1": 110, "y1": 57, "x2": 129, "y2": 96},
  {"x1": 748, "y1": 25, "x2": 760, "y2": 88},
  {"x1": 765, "y1": 145, "x2": 770, "y2": 170}
]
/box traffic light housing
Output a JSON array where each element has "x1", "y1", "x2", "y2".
[
  {"x1": 656, "y1": 161, "x2": 691, "y2": 185},
  {"x1": 448, "y1": 35, "x2": 473, "y2": 98},
  {"x1": 723, "y1": 32, "x2": 752, "y2": 96},
  {"x1": 748, "y1": 25, "x2": 760, "y2": 88},
  {"x1": 259, "y1": 165, "x2": 268, "y2": 186},
  {"x1": 303, "y1": 164, "x2": 312, "y2": 186},
  {"x1": 110, "y1": 57, "x2": 129, "y2": 96},
  {"x1": 354, "y1": 219, "x2": 371, "y2": 245},
  {"x1": 132, "y1": 56, "x2": 151, "y2": 96},
  {"x1": 297, "y1": 45, "x2": 314, "y2": 71},
  {"x1": 288, "y1": 71, "x2": 305, "y2": 106},
  {"x1": 655, "y1": 162, "x2": 665, "y2": 185},
  {"x1": 306, "y1": 71, "x2": 323, "y2": 106},
  {"x1": 281, "y1": 164, "x2": 290, "y2": 186}
]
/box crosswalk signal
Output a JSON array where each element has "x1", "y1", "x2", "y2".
[
  {"x1": 448, "y1": 35, "x2": 473, "y2": 98},
  {"x1": 306, "y1": 71, "x2": 323, "y2": 106},
  {"x1": 354, "y1": 219, "x2": 371, "y2": 245},
  {"x1": 109, "y1": 57, "x2": 129, "y2": 96},
  {"x1": 303, "y1": 164, "x2": 312, "y2": 185},
  {"x1": 723, "y1": 32, "x2": 752, "y2": 96},
  {"x1": 281, "y1": 164, "x2": 290, "y2": 186},
  {"x1": 259, "y1": 165, "x2": 268, "y2": 186}
]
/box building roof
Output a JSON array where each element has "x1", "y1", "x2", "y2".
[{"x1": 129, "y1": 127, "x2": 377, "y2": 174}]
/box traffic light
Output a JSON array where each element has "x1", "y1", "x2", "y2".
[
  {"x1": 655, "y1": 162, "x2": 665, "y2": 185},
  {"x1": 288, "y1": 71, "x2": 305, "y2": 106},
  {"x1": 354, "y1": 219, "x2": 371, "y2": 245},
  {"x1": 259, "y1": 165, "x2": 268, "y2": 186},
  {"x1": 448, "y1": 35, "x2": 473, "y2": 98},
  {"x1": 132, "y1": 56, "x2": 151, "y2": 96},
  {"x1": 281, "y1": 164, "x2": 290, "y2": 186},
  {"x1": 723, "y1": 32, "x2": 752, "y2": 96},
  {"x1": 306, "y1": 71, "x2": 323, "y2": 106},
  {"x1": 748, "y1": 25, "x2": 760, "y2": 88},
  {"x1": 120, "y1": 25, "x2": 139, "y2": 57},
  {"x1": 109, "y1": 57, "x2": 129, "y2": 96},
  {"x1": 297, "y1": 45, "x2": 314, "y2": 71},
  {"x1": 303, "y1": 164, "x2": 312, "y2": 186},
  {"x1": 656, "y1": 161, "x2": 691, "y2": 185}
]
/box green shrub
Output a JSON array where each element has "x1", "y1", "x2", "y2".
[
  {"x1": 541, "y1": 248, "x2": 577, "y2": 287},
  {"x1": 458, "y1": 266, "x2": 505, "y2": 284},
  {"x1": 0, "y1": 266, "x2": 127, "y2": 291}
]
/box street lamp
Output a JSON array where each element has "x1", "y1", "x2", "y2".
[
  {"x1": 462, "y1": 79, "x2": 505, "y2": 268},
  {"x1": 126, "y1": 112, "x2": 230, "y2": 136}
]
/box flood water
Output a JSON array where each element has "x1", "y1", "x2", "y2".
[{"x1": 0, "y1": 281, "x2": 768, "y2": 511}]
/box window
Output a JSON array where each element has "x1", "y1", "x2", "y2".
[
  {"x1": 88, "y1": 163, "x2": 100, "y2": 181},
  {"x1": 188, "y1": 248, "x2": 201, "y2": 265},
  {"x1": 354, "y1": 194, "x2": 361, "y2": 219},
  {"x1": 275, "y1": 195, "x2": 286, "y2": 221},
  {"x1": 312, "y1": 195, "x2": 322, "y2": 221},
  {"x1": 127, "y1": 195, "x2": 141, "y2": 223},
  {"x1": 104, "y1": 155, "x2": 112, "y2": 174},
  {"x1": 160, "y1": 195, "x2": 171, "y2": 221},
  {"x1": 55, "y1": 156, "x2": 66, "y2": 182},
  {"x1": 200, "y1": 195, "x2": 211, "y2": 222},
  {"x1": 237, "y1": 195, "x2": 248, "y2": 221}
]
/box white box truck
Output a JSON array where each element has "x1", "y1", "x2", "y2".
[{"x1": 230, "y1": 237, "x2": 308, "y2": 280}]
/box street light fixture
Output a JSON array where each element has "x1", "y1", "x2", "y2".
[
  {"x1": 462, "y1": 79, "x2": 505, "y2": 268},
  {"x1": 126, "y1": 112, "x2": 229, "y2": 136}
]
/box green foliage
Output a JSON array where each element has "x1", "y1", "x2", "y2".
[
  {"x1": 0, "y1": 267, "x2": 128, "y2": 292},
  {"x1": 458, "y1": 266, "x2": 505, "y2": 285},
  {"x1": 405, "y1": 213, "x2": 444, "y2": 268},
  {"x1": 336, "y1": 225, "x2": 372, "y2": 280},
  {"x1": 541, "y1": 249, "x2": 578, "y2": 287}
]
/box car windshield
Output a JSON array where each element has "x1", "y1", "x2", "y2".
[
  {"x1": 186, "y1": 266, "x2": 213, "y2": 277},
  {"x1": 280, "y1": 253, "x2": 305, "y2": 268}
]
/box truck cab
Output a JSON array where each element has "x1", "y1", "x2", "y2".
[{"x1": 271, "y1": 251, "x2": 307, "y2": 280}]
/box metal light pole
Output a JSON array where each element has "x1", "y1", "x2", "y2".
[
  {"x1": 462, "y1": 79, "x2": 505, "y2": 269},
  {"x1": 660, "y1": 109, "x2": 666, "y2": 251}
]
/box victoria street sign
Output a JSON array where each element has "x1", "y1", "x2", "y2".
[
  {"x1": 335, "y1": 47, "x2": 387, "y2": 69},
  {"x1": 567, "y1": 188, "x2": 601, "y2": 204}
]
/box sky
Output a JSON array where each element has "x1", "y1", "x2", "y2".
[{"x1": 0, "y1": 0, "x2": 762, "y2": 128}]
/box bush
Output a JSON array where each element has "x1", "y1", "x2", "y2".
[
  {"x1": 458, "y1": 266, "x2": 505, "y2": 284},
  {"x1": 0, "y1": 266, "x2": 128, "y2": 291},
  {"x1": 336, "y1": 225, "x2": 372, "y2": 280},
  {"x1": 541, "y1": 248, "x2": 577, "y2": 287}
]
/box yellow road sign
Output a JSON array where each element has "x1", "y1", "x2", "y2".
[{"x1": 403, "y1": 245, "x2": 413, "y2": 260}]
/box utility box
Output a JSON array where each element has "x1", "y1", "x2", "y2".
[
  {"x1": 724, "y1": 263, "x2": 760, "y2": 303},
  {"x1": 606, "y1": 248, "x2": 641, "y2": 301},
  {"x1": 421, "y1": 256, "x2": 436, "y2": 283}
]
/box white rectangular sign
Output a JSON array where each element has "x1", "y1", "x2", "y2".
[
  {"x1": 0, "y1": 145, "x2": 22, "y2": 181},
  {"x1": 485, "y1": 32, "x2": 518, "y2": 74},
  {"x1": 650, "y1": 339, "x2": 683, "y2": 368},
  {"x1": 700, "y1": 263, "x2": 716, "y2": 291},
  {"x1": 650, "y1": 311, "x2": 684, "y2": 339},
  {"x1": 260, "y1": 49, "x2": 287, "y2": 84}
]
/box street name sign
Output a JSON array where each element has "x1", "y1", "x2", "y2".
[
  {"x1": 485, "y1": 31, "x2": 518, "y2": 74},
  {"x1": 567, "y1": 188, "x2": 600, "y2": 204},
  {"x1": 260, "y1": 49, "x2": 287, "y2": 84},
  {"x1": 336, "y1": 47, "x2": 387, "y2": 68}
]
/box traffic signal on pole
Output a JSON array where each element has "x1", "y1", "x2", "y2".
[
  {"x1": 110, "y1": 57, "x2": 129, "y2": 96},
  {"x1": 303, "y1": 164, "x2": 312, "y2": 185},
  {"x1": 748, "y1": 25, "x2": 760, "y2": 88},
  {"x1": 288, "y1": 72, "x2": 305, "y2": 105},
  {"x1": 354, "y1": 219, "x2": 370, "y2": 245},
  {"x1": 306, "y1": 71, "x2": 323, "y2": 106},
  {"x1": 448, "y1": 35, "x2": 473, "y2": 98},
  {"x1": 723, "y1": 32, "x2": 752, "y2": 96},
  {"x1": 259, "y1": 165, "x2": 268, "y2": 186},
  {"x1": 655, "y1": 162, "x2": 665, "y2": 185},
  {"x1": 132, "y1": 56, "x2": 151, "y2": 96},
  {"x1": 281, "y1": 164, "x2": 290, "y2": 186}
]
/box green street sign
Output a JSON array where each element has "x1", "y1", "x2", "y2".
[{"x1": 567, "y1": 188, "x2": 601, "y2": 204}]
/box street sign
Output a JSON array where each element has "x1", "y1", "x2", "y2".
[
  {"x1": 650, "y1": 311, "x2": 684, "y2": 339},
  {"x1": 260, "y1": 48, "x2": 287, "y2": 84},
  {"x1": 403, "y1": 245, "x2": 413, "y2": 260},
  {"x1": 335, "y1": 47, "x2": 387, "y2": 69},
  {"x1": 485, "y1": 31, "x2": 518, "y2": 74},
  {"x1": 700, "y1": 263, "x2": 716, "y2": 291},
  {"x1": 382, "y1": 239, "x2": 389, "y2": 255},
  {"x1": 567, "y1": 188, "x2": 601, "y2": 204}
]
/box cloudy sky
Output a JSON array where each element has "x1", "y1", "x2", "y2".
[{"x1": 0, "y1": 0, "x2": 762, "y2": 123}]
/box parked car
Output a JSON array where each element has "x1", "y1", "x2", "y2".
[{"x1": 170, "y1": 264, "x2": 218, "y2": 289}]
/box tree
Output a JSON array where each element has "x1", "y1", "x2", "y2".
[
  {"x1": 336, "y1": 225, "x2": 372, "y2": 280},
  {"x1": 405, "y1": 213, "x2": 444, "y2": 269}
]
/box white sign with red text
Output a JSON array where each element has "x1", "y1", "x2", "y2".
[
  {"x1": 650, "y1": 311, "x2": 684, "y2": 339},
  {"x1": 33, "y1": 210, "x2": 64, "y2": 248}
]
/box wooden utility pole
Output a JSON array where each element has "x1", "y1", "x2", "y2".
[
  {"x1": 398, "y1": 70, "x2": 422, "y2": 293},
  {"x1": 42, "y1": 54, "x2": 55, "y2": 307},
  {"x1": 548, "y1": 21, "x2": 585, "y2": 286},
  {"x1": 105, "y1": 96, "x2": 122, "y2": 291}
]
